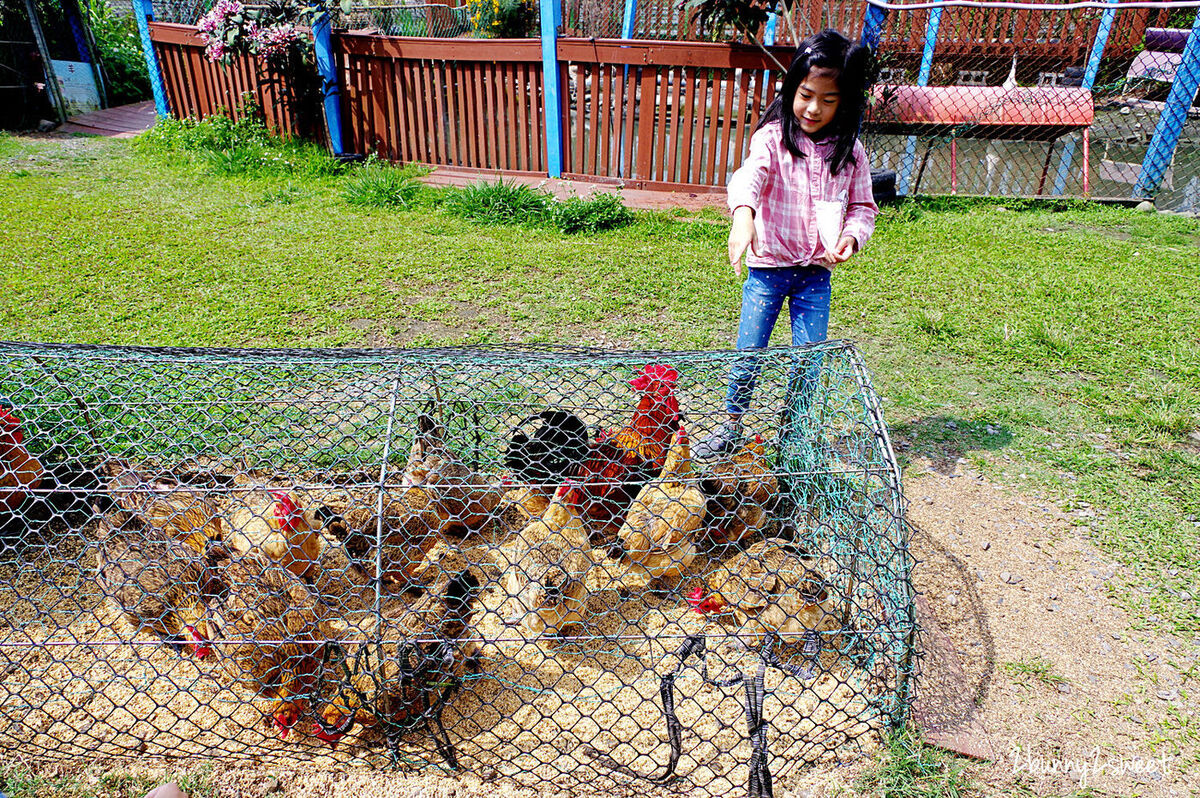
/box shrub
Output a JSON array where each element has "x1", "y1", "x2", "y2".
[
  {"x1": 86, "y1": 0, "x2": 151, "y2": 106},
  {"x1": 138, "y1": 109, "x2": 345, "y2": 177},
  {"x1": 343, "y1": 161, "x2": 426, "y2": 208},
  {"x1": 137, "y1": 108, "x2": 271, "y2": 152},
  {"x1": 553, "y1": 192, "x2": 634, "y2": 234},
  {"x1": 443, "y1": 180, "x2": 553, "y2": 226},
  {"x1": 465, "y1": 0, "x2": 534, "y2": 37}
]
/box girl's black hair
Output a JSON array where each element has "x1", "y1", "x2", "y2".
[{"x1": 757, "y1": 29, "x2": 873, "y2": 175}]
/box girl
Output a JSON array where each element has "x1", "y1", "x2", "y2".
[{"x1": 695, "y1": 30, "x2": 878, "y2": 459}]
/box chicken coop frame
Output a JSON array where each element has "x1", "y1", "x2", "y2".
[{"x1": 0, "y1": 340, "x2": 914, "y2": 797}]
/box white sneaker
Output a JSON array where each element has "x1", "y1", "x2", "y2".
[{"x1": 694, "y1": 420, "x2": 744, "y2": 459}]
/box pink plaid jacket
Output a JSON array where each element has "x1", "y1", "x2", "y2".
[{"x1": 726, "y1": 121, "x2": 878, "y2": 270}]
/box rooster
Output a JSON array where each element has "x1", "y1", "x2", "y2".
[
  {"x1": 576, "y1": 363, "x2": 682, "y2": 536},
  {"x1": 104, "y1": 461, "x2": 224, "y2": 555},
  {"x1": 687, "y1": 538, "x2": 838, "y2": 672},
  {"x1": 225, "y1": 488, "x2": 324, "y2": 581},
  {"x1": 94, "y1": 509, "x2": 220, "y2": 659},
  {"x1": 606, "y1": 427, "x2": 705, "y2": 588},
  {"x1": 500, "y1": 481, "x2": 593, "y2": 635},
  {"x1": 0, "y1": 405, "x2": 45, "y2": 512},
  {"x1": 699, "y1": 434, "x2": 780, "y2": 545}
]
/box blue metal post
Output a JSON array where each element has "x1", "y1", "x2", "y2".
[
  {"x1": 860, "y1": 1, "x2": 887, "y2": 51},
  {"x1": 131, "y1": 0, "x2": 169, "y2": 117},
  {"x1": 1051, "y1": 0, "x2": 1117, "y2": 195},
  {"x1": 1135, "y1": 8, "x2": 1200, "y2": 198},
  {"x1": 898, "y1": 7, "x2": 942, "y2": 195},
  {"x1": 312, "y1": 13, "x2": 344, "y2": 156},
  {"x1": 540, "y1": 0, "x2": 564, "y2": 178},
  {"x1": 764, "y1": 12, "x2": 778, "y2": 46},
  {"x1": 621, "y1": 0, "x2": 637, "y2": 39}
]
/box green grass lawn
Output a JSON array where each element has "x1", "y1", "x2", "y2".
[{"x1": 1, "y1": 130, "x2": 1198, "y2": 640}]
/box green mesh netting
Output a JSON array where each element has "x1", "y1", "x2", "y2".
[{"x1": 0, "y1": 340, "x2": 914, "y2": 797}]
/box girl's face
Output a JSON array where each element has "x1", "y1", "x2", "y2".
[{"x1": 792, "y1": 67, "x2": 841, "y2": 136}]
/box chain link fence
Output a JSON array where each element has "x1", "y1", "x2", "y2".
[{"x1": 0, "y1": 341, "x2": 913, "y2": 795}]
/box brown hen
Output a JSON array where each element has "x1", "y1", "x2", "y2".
[
  {"x1": 104, "y1": 461, "x2": 223, "y2": 555},
  {"x1": 94, "y1": 509, "x2": 220, "y2": 659}
]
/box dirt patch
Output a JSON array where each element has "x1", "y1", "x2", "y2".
[
  {"x1": 907, "y1": 457, "x2": 1197, "y2": 797},
  {"x1": 1059, "y1": 222, "x2": 1133, "y2": 241}
]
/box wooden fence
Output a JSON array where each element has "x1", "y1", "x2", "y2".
[
  {"x1": 148, "y1": 22, "x2": 787, "y2": 188},
  {"x1": 149, "y1": 23, "x2": 300, "y2": 135},
  {"x1": 146, "y1": 4, "x2": 1179, "y2": 192},
  {"x1": 557, "y1": 40, "x2": 781, "y2": 190},
  {"x1": 338, "y1": 34, "x2": 548, "y2": 173}
]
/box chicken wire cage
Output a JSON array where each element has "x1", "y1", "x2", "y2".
[{"x1": 0, "y1": 341, "x2": 913, "y2": 797}]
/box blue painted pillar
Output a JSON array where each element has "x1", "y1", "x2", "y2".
[
  {"x1": 312, "y1": 13, "x2": 344, "y2": 155},
  {"x1": 764, "y1": 12, "x2": 778, "y2": 47},
  {"x1": 1051, "y1": 0, "x2": 1117, "y2": 195},
  {"x1": 860, "y1": 1, "x2": 887, "y2": 51},
  {"x1": 540, "y1": 0, "x2": 564, "y2": 177},
  {"x1": 898, "y1": 7, "x2": 942, "y2": 195},
  {"x1": 131, "y1": 0, "x2": 170, "y2": 117},
  {"x1": 1135, "y1": 8, "x2": 1200, "y2": 198},
  {"x1": 621, "y1": 0, "x2": 637, "y2": 39}
]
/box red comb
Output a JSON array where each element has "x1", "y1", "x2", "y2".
[
  {"x1": 186, "y1": 625, "x2": 212, "y2": 660},
  {"x1": 270, "y1": 491, "x2": 301, "y2": 529},
  {"x1": 0, "y1": 408, "x2": 23, "y2": 443},
  {"x1": 685, "y1": 586, "x2": 706, "y2": 608},
  {"x1": 310, "y1": 722, "x2": 343, "y2": 746},
  {"x1": 754, "y1": 434, "x2": 763, "y2": 444},
  {"x1": 629, "y1": 363, "x2": 679, "y2": 392}
]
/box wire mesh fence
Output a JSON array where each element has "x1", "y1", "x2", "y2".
[
  {"x1": 864, "y1": 3, "x2": 1200, "y2": 209},
  {"x1": 0, "y1": 341, "x2": 913, "y2": 795},
  {"x1": 341, "y1": 3, "x2": 474, "y2": 37}
]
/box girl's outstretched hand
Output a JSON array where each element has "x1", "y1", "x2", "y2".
[
  {"x1": 823, "y1": 235, "x2": 858, "y2": 266},
  {"x1": 728, "y1": 206, "x2": 758, "y2": 279}
]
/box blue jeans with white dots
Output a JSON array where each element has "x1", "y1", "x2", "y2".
[{"x1": 726, "y1": 265, "x2": 831, "y2": 415}]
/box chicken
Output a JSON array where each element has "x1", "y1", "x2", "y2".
[
  {"x1": 500, "y1": 482, "x2": 593, "y2": 635},
  {"x1": 204, "y1": 546, "x2": 333, "y2": 738},
  {"x1": 335, "y1": 493, "x2": 448, "y2": 587},
  {"x1": 94, "y1": 509, "x2": 220, "y2": 659},
  {"x1": 400, "y1": 412, "x2": 502, "y2": 534},
  {"x1": 333, "y1": 413, "x2": 503, "y2": 585},
  {"x1": 576, "y1": 363, "x2": 682, "y2": 535},
  {"x1": 311, "y1": 567, "x2": 480, "y2": 747},
  {"x1": 503, "y1": 410, "x2": 589, "y2": 485},
  {"x1": 0, "y1": 405, "x2": 44, "y2": 512},
  {"x1": 306, "y1": 533, "x2": 377, "y2": 616},
  {"x1": 699, "y1": 434, "x2": 779, "y2": 545},
  {"x1": 497, "y1": 477, "x2": 553, "y2": 531},
  {"x1": 104, "y1": 461, "x2": 224, "y2": 554},
  {"x1": 606, "y1": 427, "x2": 705, "y2": 587},
  {"x1": 225, "y1": 488, "x2": 323, "y2": 581},
  {"x1": 687, "y1": 538, "x2": 838, "y2": 658}
]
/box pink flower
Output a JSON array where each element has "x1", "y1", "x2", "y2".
[
  {"x1": 204, "y1": 40, "x2": 227, "y2": 62},
  {"x1": 252, "y1": 24, "x2": 302, "y2": 59}
]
